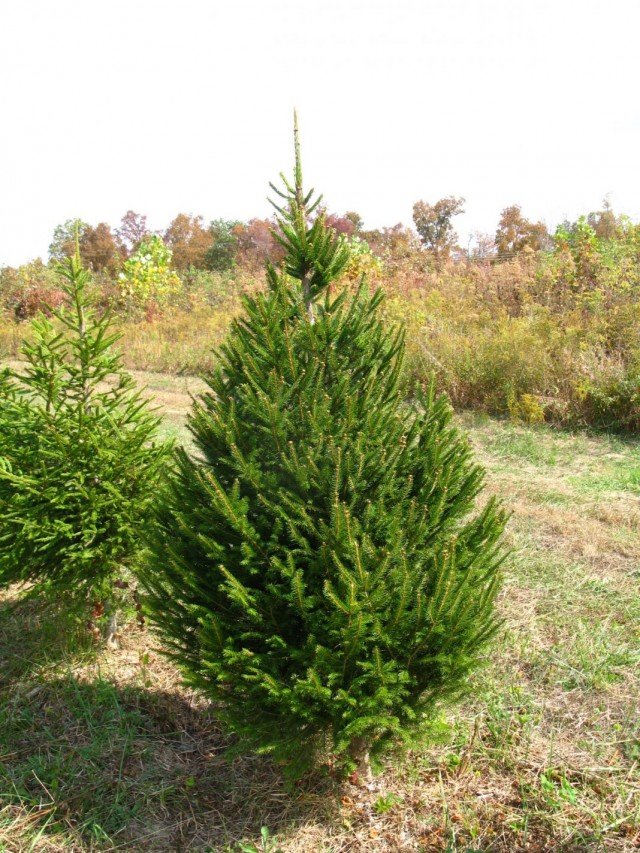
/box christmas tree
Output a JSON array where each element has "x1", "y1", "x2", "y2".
[
  {"x1": 141, "y1": 115, "x2": 506, "y2": 777},
  {"x1": 0, "y1": 246, "x2": 171, "y2": 646}
]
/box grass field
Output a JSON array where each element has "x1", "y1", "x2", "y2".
[{"x1": 1, "y1": 371, "x2": 639, "y2": 851}]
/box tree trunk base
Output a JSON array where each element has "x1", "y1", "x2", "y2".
[
  {"x1": 105, "y1": 613, "x2": 120, "y2": 650},
  {"x1": 349, "y1": 738, "x2": 373, "y2": 784}
]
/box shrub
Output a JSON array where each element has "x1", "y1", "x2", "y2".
[
  {"x1": 141, "y1": 120, "x2": 506, "y2": 779},
  {"x1": 574, "y1": 361, "x2": 640, "y2": 432},
  {"x1": 0, "y1": 260, "x2": 65, "y2": 319},
  {"x1": 0, "y1": 251, "x2": 171, "y2": 644},
  {"x1": 342, "y1": 235, "x2": 383, "y2": 281},
  {"x1": 117, "y1": 235, "x2": 181, "y2": 311},
  {"x1": 205, "y1": 219, "x2": 241, "y2": 272}
]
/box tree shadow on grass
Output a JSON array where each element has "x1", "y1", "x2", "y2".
[
  {"x1": 0, "y1": 589, "x2": 96, "y2": 689},
  {"x1": 0, "y1": 672, "x2": 338, "y2": 851},
  {"x1": 0, "y1": 593, "x2": 337, "y2": 849}
]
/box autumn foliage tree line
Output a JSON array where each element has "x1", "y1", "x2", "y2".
[
  {"x1": 1, "y1": 198, "x2": 572, "y2": 292},
  {"x1": 1, "y1": 195, "x2": 639, "y2": 431}
]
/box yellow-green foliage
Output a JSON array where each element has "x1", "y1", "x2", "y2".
[
  {"x1": 343, "y1": 235, "x2": 383, "y2": 280},
  {"x1": 508, "y1": 393, "x2": 546, "y2": 425},
  {"x1": 118, "y1": 236, "x2": 181, "y2": 309}
]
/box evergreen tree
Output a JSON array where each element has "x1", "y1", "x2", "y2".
[
  {"x1": 0, "y1": 247, "x2": 171, "y2": 645},
  {"x1": 141, "y1": 116, "x2": 506, "y2": 777}
]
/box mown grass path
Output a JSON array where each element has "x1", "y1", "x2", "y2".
[{"x1": 1, "y1": 373, "x2": 638, "y2": 851}]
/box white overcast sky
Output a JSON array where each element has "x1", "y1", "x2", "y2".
[{"x1": 1, "y1": 0, "x2": 639, "y2": 265}]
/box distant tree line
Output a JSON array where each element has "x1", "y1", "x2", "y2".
[
  {"x1": 46, "y1": 211, "x2": 290, "y2": 276},
  {"x1": 40, "y1": 196, "x2": 633, "y2": 280}
]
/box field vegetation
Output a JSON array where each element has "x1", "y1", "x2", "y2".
[{"x1": 1, "y1": 198, "x2": 639, "y2": 433}]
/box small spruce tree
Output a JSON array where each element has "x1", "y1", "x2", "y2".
[
  {"x1": 141, "y1": 116, "x2": 506, "y2": 777},
  {"x1": 0, "y1": 247, "x2": 171, "y2": 645}
]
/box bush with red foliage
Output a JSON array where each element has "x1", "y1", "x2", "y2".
[
  {"x1": 324, "y1": 212, "x2": 356, "y2": 237},
  {"x1": 233, "y1": 218, "x2": 284, "y2": 268},
  {"x1": 13, "y1": 286, "x2": 66, "y2": 320}
]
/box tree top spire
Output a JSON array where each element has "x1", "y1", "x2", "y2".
[{"x1": 293, "y1": 108, "x2": 303, "y2": 207}]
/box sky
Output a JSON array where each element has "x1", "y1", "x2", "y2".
[{"x1": 1, "y1": 0, "x2": 639, "y2": 266}]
